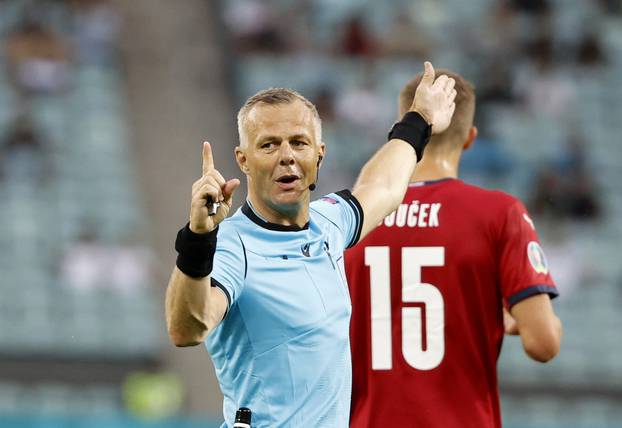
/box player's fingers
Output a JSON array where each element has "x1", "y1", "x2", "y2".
[
  {"x1": 420, "y1": 61, "x2": 435, "y2": 86},
  {"x1": 222, "y1": 178, "x2": 241, "y2": 204},
  {"x1": 202, "y1": 141, "x2": 214, "y2": 176}
]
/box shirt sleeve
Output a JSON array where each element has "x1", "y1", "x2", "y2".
[
  {"x1": 210, "y1": 224, "x2": 246, "y2": 313},
  {"x1": 310, "y1": 189, "x2": 364, "y2": 252},
  {"x1": 498, "y1": 199, "x2": 559, "y2": 308}
]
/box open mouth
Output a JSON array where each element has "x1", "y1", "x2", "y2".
[
  {"x1": 275, "y1": 174, "x2": 300, "y2": 189},
  {"x1": 276, "y1": 174, "x2": 299, "y2": 184}
]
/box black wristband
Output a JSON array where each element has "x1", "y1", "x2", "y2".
[
  {"x1": 387, "y1": 111, "x2": 432, "y2": 161},
  {"x1": 175, "y1": 223, "x2": 218, "y2": 278}
]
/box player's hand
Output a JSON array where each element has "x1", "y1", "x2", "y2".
[
  {"x1": 410, "y1": 61, "x2": 456, "y2": 135},
  {"x1": 503, "y1": 307, "x2": 520, "y2": 335},
  {"x1": 189, "y1": 142, "x2": 240, "y2": 234}
]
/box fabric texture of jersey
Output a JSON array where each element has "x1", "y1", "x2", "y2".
[
  {"x1": 345, "y1": 178, "x2": 558, "y2": 428},
  {"x1": 206, "y1": 190, "x2": 363, "y2": 428}
]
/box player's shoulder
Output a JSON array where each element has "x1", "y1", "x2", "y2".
[
  {"x1": 310, "y1": 190, "x2": 357, "y2": 219},
  {"x1": 448, "y1": 180, "x2": 523, "y2": 211}
]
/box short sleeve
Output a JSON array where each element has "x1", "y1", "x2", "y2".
[
  {"x1": 498, "y1": 200, "x2": 559, "y2": 308},
  {"x1": 210, "y1": 224, "x2": 246, "y2": 312},
  {"x1": 310, "y1": 189, "x2": 364, "y2": 252}
]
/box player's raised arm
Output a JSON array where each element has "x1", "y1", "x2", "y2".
[
  {"x1": 352, "y1": 62, "x2": 456, "y2": 240},
  {"x1": 165, "y1": 142, "x2": 240, "y2": 347}
]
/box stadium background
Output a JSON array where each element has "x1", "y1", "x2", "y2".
[{"x1": 0, "y1": 0, "x2": 620, "y2": 427}]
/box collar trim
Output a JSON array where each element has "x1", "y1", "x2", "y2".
[
  {"x1": 241, "y1": 201, "x2": 309, "y2": 232},
  {"x1": 409, "y1": 177, "x2": 458, "y2": 187}
]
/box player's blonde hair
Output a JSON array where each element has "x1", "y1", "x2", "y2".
[
  {"x1": 237, "y1": 88, "x2": 322, "y2": 146},
  {"x1": 399, "y1": 69, "x2": 476, "y2": 146}
]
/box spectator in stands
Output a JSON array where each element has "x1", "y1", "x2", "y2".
[
  {"x1": 5, "y1": 19, "x2": 71, "y2": 96},
  {"x1": 68, "y1": 0, "x2": 121, "y2": 66},
  {"x1": 335, "y1": 73, "x2": 391, "y2": 131},
  {"x1": 530, "y1": 165, "x2": 601, "y2": 222},
  {"x1": 0, "y1": 113, "x2": 50, "y2": 183},
  {"x1": 510, "y1": 0, "x2": 551, "y2": 13},
  {"x1": 61, "y1": 226, "x2": 152, "y2": 295},
  {"x1": 340, "y1": 14, "x2": 376, "y2": 57},
  {"x1": 381, "y1": 10, "x2": 430, "y2": 59},
  {"x1": 576, "y1": 32, "x2": 607, "y2": 67},
  {"x1": 598, "y1": 0, "x2": 622, "y2": 15},
  {"x1": 530, "y1": 167, "x2": 566, "y2": 219},
  {"x1": 476, "y1": 62, "x2": 517, "y2": 105},
  {"x1": 515, "y1": 37, "x2": 577, "y2": 120},
  {"x1": 223, "y1": 0, "x2": 286, "y2": 53},
  {"x1": 566, "y1": 174, "x2": 600, "y2": 220},
  {"x1": 313, "y1": 86, "x2": 337, "y2": 123},
  {"x1": 543, "y1": 222, "x2": 592, "y2": 298}
]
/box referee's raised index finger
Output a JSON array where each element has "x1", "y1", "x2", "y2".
[{"x1": 202, "y1": 141, "x2": 214, "y2": 175}]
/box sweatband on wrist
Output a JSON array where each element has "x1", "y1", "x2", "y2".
[
  {"x1": 175, "y1": 223, "x2": 218, "y2": 278},
  {"x1": 387, "y1": 111, "x2": 432, "y2": 161}
]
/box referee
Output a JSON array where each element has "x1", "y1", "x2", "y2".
[{"x1": 165, "y1": 62, "x2": 456, "y2": 427}]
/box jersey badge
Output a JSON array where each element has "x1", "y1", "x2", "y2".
[
  {"x1": 527, "y1": 241, "x2": 548, "y2": 274},
  {"x1": 301, "y1": 243, "x2": 311, "y2": 257},
  {"x1": 321, "y1": 196, "x2": 338, "y2": 204}
]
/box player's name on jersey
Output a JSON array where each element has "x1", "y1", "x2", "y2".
[{"x1": 380, "y1": 201, "x2": 441, "y2": 228}]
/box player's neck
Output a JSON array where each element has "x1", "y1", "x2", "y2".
[
  {"x1": 410, "y1": 151, "x2": 460, "y2": 183},
  {"x1": 246, "y1": 194, "x2": 310, "y2": 228}
]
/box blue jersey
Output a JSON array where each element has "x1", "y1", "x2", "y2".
[{"x1": 205, "y1": 190, "x2": 363, "y2": 427}]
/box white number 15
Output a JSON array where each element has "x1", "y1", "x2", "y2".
[{"x1": 365, "y1": 246, "x2": 445, "y2": 371}]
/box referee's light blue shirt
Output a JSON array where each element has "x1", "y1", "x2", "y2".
[{"x1": 205, "y1": 190, "x2": 363, "y2": 428}]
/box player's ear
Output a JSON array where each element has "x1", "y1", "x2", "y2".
[
  {"x1": 463, "y1": 126, "x2": 477, "y2": 151},
  {"x1": 234, "y1": 146, "x2": 250, "y2": 175}
]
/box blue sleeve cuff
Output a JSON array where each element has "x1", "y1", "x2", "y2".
[
  {"x1": 211, "y1": 277, "x2": 232, "y2": 319},
  {"x1": 508, "y1": 285, "x2": 559, "y2": 308},
  {"x1": 335, "y1": 189, "x2": 364, "y2": 248}
]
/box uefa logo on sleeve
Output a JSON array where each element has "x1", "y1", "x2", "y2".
[{"x1": 527, "y1": 241, "x2": 549, "y2": 274}]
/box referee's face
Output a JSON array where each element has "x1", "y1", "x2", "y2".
[{"x1": 238, "y1": 100, "x2": 325, "y2": 220}]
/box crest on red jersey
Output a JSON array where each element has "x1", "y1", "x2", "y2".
[{"x1": 527, "y1": 241, "x2": 549, "y2": 274}]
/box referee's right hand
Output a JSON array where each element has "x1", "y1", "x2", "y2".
[{"x1": 189, "y1": 142, "x2": 240, "y2": 234}]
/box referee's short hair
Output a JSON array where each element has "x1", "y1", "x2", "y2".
[
  {"x1": 398, "y1": 69, "x2": 476, "y2": 146},
  {"x1": 237, "y1": 88, "x2": 322, "y2": 146}
]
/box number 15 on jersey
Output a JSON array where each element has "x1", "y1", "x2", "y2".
[{"x1": 365, "y1": 246, "x2": 445, "y2": 371}]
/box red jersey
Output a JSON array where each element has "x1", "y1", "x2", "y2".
[{"x1": 346, "y1": 178, "x2": 558, "y2": 428}]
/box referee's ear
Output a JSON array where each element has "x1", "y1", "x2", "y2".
[
  {"x1": 235, "y1": 146, "x2": 250, "y2": 175},
  {"x1": 317, "y1": 142, "x2": 326, "y2": 167}
]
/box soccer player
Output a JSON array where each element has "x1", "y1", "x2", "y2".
[
  {"x1": 165, "y1": 62, "x2": 456, "y2": 427},
  {"x1": 346, "y1": 69, "x2": 563, "y2": 428}
]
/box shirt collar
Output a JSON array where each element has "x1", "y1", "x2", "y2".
[{"x1": 241, "y1": 200, "x2": 310, "y2": 232}]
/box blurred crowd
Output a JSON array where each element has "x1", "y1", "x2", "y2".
[
  {"x1": 0, "y1": 0, "x2": 151, "y2": 297},
  {"x1": 222, "y1": 0, "x2": 616, "y2": 228},
  {"x1": 0, "y1": 0, "x2": 119, "y2": 183}
]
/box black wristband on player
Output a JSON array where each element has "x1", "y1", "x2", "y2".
[
  {"x1": 387, "y1": 111, "x2": 432, "y2": 161},
  {"x1": 175, "y1": 223, "x2": 218, "y2": 278}
]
